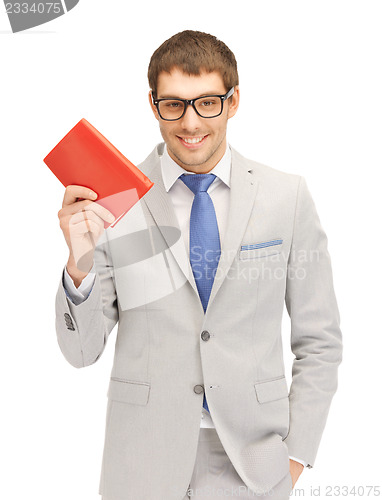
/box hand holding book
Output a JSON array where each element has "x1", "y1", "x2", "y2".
[
  {"x1": 44, "y1": 118, "x2": 154, "y2": 275},
  {"x1": 58, "y1": 185, "x2": 115, "y2": 278}
]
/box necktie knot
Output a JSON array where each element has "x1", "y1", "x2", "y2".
[{"x1": 179, "y1": 173, "x2": 217, "y2": 195}]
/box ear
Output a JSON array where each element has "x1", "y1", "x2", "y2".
[
  {"x1": 148, "y1": 90, "x2": 159, "y2": 121},
  {"x1": 227, "y1": 86, "x2": 240, "y2": 119}
]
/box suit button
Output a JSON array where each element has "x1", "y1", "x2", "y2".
[
  {"x1": 64, "y1": 313, "x2": 75, "y2": 331},
  {"x1": 193, "y1": 385, "x2": 204, "y2": 394},
  {"x1": 201, "y1": 330, "x2": 210, "y2": 341}
]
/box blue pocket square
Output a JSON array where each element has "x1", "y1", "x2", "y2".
[{"x1": 241, "y1": 239, "x2": 283, "y2": 251}]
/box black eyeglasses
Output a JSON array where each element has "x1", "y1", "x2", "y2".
[{"x1": 152, "y1": 87, "x2": 235, "y2": 121}]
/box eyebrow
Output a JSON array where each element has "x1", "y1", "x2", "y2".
[{"x1": 158, "y1": 90, "x2": 223, "y2": 99}]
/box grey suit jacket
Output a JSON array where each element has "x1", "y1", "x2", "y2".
[{"x1": 55, "y1": 142, "x2": 343, "y2": 500}]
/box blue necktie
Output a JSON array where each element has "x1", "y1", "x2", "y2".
[{"x1": 180, "y1": 173, "x2": 221, "y2": 413}]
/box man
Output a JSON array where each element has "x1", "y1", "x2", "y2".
[{"x1": 56, "y1": 30, "x2": 343, "y2": 500}]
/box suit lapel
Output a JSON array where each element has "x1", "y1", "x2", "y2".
[
  {"x1": 142, "y1": 144, "x2": 199, "y2": 297},
  {"x1": 207, "y1": 146, "x2": 259, "y2": 311},
  {"x1": 141, "y1": 143, "x2": 259, "y2": 312}
]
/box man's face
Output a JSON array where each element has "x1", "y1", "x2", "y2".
[{"x1": 148, "y1": 67, "x2": 239, "y2": 174}]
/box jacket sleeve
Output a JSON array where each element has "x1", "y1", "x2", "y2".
[
  {"x1": 55, "y1": 229, "x2": 119, "y2": 368},
  {"x1": 283, "y1": 176, "x2": 343, "y2": 468}
]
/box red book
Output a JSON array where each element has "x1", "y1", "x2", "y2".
[{"x1": 43, "y1": 118, "x2": 154, "y2": 229}]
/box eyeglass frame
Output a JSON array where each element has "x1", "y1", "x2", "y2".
[{"x1": 151, "y1": 86, "x2": 235, "y2": 121}]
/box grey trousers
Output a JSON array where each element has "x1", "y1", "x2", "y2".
[{"x1": 182, "y1": 427, "x2": 293, "y2": 500}]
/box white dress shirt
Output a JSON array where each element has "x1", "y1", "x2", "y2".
[{"x1": 63, "y1": 142, "x2": 307, "y2": 467}]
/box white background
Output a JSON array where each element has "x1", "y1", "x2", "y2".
[{"x1": 1, "y1": 1, "x2": 381, "y2": 498}]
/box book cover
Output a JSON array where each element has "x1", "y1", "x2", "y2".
[{"x1": 44, "y1": 118, "x2": 154, "y2": 229}]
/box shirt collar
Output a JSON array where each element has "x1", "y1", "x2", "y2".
[{"x1": 161, "y1": 141, "x2": 231, "y2": 193}]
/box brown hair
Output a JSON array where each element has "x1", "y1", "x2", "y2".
[{"x1": 148, "y1": 30, "x2": 239, "y2": 100}]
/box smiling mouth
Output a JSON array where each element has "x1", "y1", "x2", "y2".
[{"x1": 177, "y1": 135, "x2": 208, "y2": 147}]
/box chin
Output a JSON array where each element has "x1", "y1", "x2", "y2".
[{"x1": 179, "y1": 152, "x2": 210, "y2": 167}]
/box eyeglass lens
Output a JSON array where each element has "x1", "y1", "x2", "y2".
[{"x1": 158, "y1": 96, "x2": 222, "y2": 120}]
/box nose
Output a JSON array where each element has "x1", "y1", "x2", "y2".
[{"x1": 179, "y1": 103, "x2": 202, "y2": 131}]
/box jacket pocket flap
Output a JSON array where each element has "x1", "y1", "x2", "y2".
[
  {"x1": 107, "y1": 377, "x2": 150, "y2": 405},
  {"x1": 239, "y1": 239, "x2": 283, "y2": 260},
  {"x1": 254, "y1": 376, "x2": 289, "y2": 403}
]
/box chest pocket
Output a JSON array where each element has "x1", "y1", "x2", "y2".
[{"x1": 239, "y1": 238, "x2": 283, "y2": 260}]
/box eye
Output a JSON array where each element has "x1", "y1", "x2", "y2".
[
  {"x1": 164, "y1": 101, "x2": 182, "y2": 108},
  {"x1": 198, "y1": 97, "x2": 220, "y2": 107}
]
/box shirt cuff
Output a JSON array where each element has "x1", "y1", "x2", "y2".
[
  {"x1": 63, "y1": 264, "x2": 96, "y2": 305},
  {"x1": 289, "y1": 456, "x2": 308, "y2": 468}
]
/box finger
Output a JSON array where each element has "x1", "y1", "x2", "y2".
[
  {"x1": 81, "y1": 219, "x2": 100, "y2": 237},
  {"x1": 68, "y1": 208, "x2": 104, "y2": 226},
  {"x1": 69, "y1": 219, "x2": 102, "y2": 239},
  {"x1": 83, "y1": 209, "x2": 91, "y2": 234},
  {"x1": 70, "y1": 219, "x2": 100, "y2": 249},
  {"x1": 64, "y1": 199, "x2": 115, "y2": 223},
  {"x1": 62, "y1": 185, "x2": 98, "y2": 207},
  {"x1": 82, "y1": 201, "x2": 115, "y2": 223}
]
